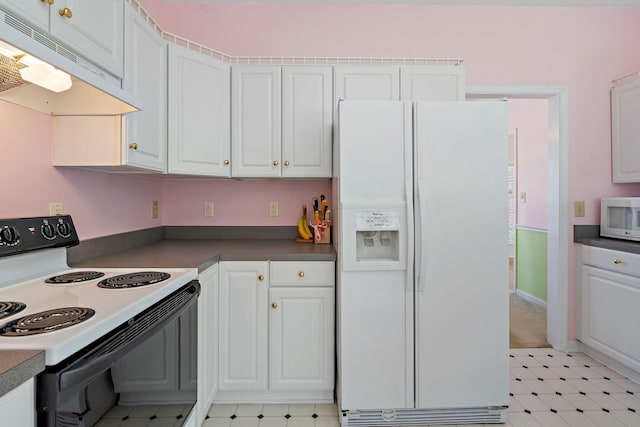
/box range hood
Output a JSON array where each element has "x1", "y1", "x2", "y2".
[{"x1": 0, "y1": 8, "x2": 138, "y2": 116}]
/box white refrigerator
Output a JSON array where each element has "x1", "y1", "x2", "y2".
[{"x1": 333, "y1": 101, "x2": 509, "y2": 426}]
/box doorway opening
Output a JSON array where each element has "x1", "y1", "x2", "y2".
[{"x1": 467, "y1": 86, "x2": 569, "y2": 352}]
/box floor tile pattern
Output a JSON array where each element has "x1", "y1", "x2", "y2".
[{"x1": 95, "y1": 350, "x2": 640, "y2": 427}]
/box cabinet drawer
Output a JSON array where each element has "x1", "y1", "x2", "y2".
[
  {"x1": 581, "y1": 245, "x2": 640, "y2": 277},
  {"x1": 270, "y1": 262, "x2": 334, "y2": 287}
]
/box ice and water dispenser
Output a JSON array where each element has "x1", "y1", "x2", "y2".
[{"x1": 341, "y1": 206, "x2": 407, "y2": 271}]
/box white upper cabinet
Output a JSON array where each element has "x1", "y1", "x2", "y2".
[
  {"x1": 612, "y1": 76, "x2": 640, "y2": 183},
  {"x1": 123, "y1": 6, "x2": 167, "y2": 172},
  {"x1": 168, "y1": 44, "x2": 231, "y2": 177},
  {"x1": 2, "y1": 0, "x2": 124, "y2": 78},
  {"x1": 334, "y1": 65, "x2": 400, "y2": 108},
  {"x1": 232, "y1": 65, "x2": 333, "y2": 178},
  {"x1": 232, "y1": 65, "x2": 282, "y2": 178},
  {"x1": 400, "y1": 65, "x2": 465, "y2": 101},
  {"x1": 282, "y1": 66, "x2": 333, "y2": 178}
]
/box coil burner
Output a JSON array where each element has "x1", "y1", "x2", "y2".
[
  {"x1": 97, "y1": 272, "x2": 171, "y2": 289},
  {"x1": 0, "y1": 301, "x2": 26, "y2": 320},
  {"x1": 45, "y1": 271, "x2": 105, "y2": 284},
  {"x1": 0, "y1": 307, "x2": 95, "y2": 336}
]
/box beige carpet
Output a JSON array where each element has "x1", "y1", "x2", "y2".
[{"x1": 509, "y1": 292, "x2": 551, "y2": 348}]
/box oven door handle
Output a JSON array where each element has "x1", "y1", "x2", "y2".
[{"x1": 56, "y1": 281, "x2": 200, "y2": 393}]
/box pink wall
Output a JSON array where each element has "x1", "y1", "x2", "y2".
[
  {"x1": 162, "y1": 179, "x2": 331, "y2": 226},
  {"x1": 508, "y1": 99, "x2": 549, "y2": 230}
]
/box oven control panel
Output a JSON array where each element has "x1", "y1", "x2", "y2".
[{"x1": 0, "y1": 215, "x2": 79, "y2": 257}]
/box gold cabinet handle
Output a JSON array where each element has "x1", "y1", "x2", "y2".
[
  {"x1": 613, "y1": 259, "x2": 623, "y2": 264},
  {"x1": 284, "y1": 160, "x2": 290, "y2": 166},
  {"x1": 258, "y1": 274, "x2": 264, "y2": 281},
  {"x1": 58, "y1": 7, "x2": 72, "y2": 18},
  {"x1": 271, "y1": 302, "x2": 278, "y2": 309},
  {"x1": 40, "y1": 0, "x2": 54, "y2": 5},
  {"x1": 128, "y1": 143, "x2": 138, "y2": 150},
  {"x1": 273, "y1": 160, "x2": 279, "y2": 166},
  {"x1": 224, "y1": 159, "x2": 230, "y2": 165},
  {"x1": 298, "y1": 271, "x2": 305, "y2": 278}
]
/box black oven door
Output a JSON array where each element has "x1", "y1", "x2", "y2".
[{"x1": 36, "y1": 280, "x2": 200, "y2": 427}]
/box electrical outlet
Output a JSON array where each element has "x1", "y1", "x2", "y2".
[
  {"x1": 151, "y1": 200, "x2": 159, "y2": 219},
  {"x1": 204, "y1": 202, "x2": 214, "y2": 217},
  {"x1": 574, "y1": 200, "x2": 585, "y2": 217},
  {"x1": 269, "y1": 201, "x2": 279, "y2": 217},
  {"x1": 49, "y1": 203, "x2": 63, "y2": 216}
]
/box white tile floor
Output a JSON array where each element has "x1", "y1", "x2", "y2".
[{"x1": 96, "y1": 349, "x2": 640, "y2": 427}]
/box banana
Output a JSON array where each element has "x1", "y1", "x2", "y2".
[{"x1": 298, "y1": 216, "x2": 312, "y2": 240}]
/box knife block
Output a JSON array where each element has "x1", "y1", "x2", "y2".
[{"x1": 315, "y1": 223, "x2": 331, "y2": 244}]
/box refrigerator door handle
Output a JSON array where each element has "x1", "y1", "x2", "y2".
[
  {"x1": 405, "y1": 178, "x2": 414, "y2": 292},
  {"x1": 416, "y1": 178, "x2": 427, "y2": 293}
]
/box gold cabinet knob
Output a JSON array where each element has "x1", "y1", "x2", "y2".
[
  {"x1": 224, "y1": 159, "x2": 230, "y2": 165},
  {"x1": 273, "y1": 160, "x2": 279, "y2": 166},
  {"x1": 258, "y1": 274, "x2": 264, "y2": 281},
  {"x1": 128, "y1": 142, "x2": 138, "y2": 150},
  {"x1": 58, "y1": 7, "x2": 72, "y2": 18},
  {"x1": 40, "y1": 0, "x2": 54, "y2": 5},
  {"x1": 284, "y1": 160, "x2": 290, "y2": 166},
  {"x1": 613, "y1": 259, "x2": 623, "y2": 264},
  {"x1": 271, "y1": 302, "x2": 278, "y2": 309},
  {"x1": 298, "y1": 271, "x2": 305, "y2": 278}
]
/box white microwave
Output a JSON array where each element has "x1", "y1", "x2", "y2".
[{"x1": 600, "y1": 197, "x2": 640, "y2": 241}]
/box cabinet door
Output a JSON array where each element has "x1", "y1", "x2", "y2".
[
  {"x1": 197, "y1": 264, "x2": 218, "y2": 426},
  {"x1": 334, "y1": 66, "x2": 400, "y2": 115},
  {"x1": 281, "y1": 66, "x2": 333, "y2": 178},
  {"x1": 123, "y1": 6, "x2": 167, "y2": 172},
  {"x1": 400, "y1": 65, "x2": 465, "y2": 101},
  {"x1": 49, "y1": 0, "x2": 124, "y2": 78},
  {"x1": 269, "y1": 287, "x2": 334, "y2": 391},
  {"x1": 218, "y1": 261, "x2": 269, "y2": 391},
  {"x1": 580, "y1": 265, "x2": 640, "y2": 372},
  {"x1": 180, "y1": 304, "x2": 198, "y2": 392},
  {"x1": 111, "y1": 319, "x2": 180, "y2": 392},
  {"x1": 612, "y1": 78, "x2": 640, "y2": 183},
  {"x1": 231, "y1": 66, "x2": 281, "y2": 177},
  {"x1": 0, "y1": 378, "x2": 35, "y2": 427},
  {"x1": 168, "y1": 44, "x2": 231, "y2": 176},
  {"x1": 2, "y1": 0, "x2": 48, "y2": 30}
]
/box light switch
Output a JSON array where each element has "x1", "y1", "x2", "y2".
[{"x1": 519, "y1": 192, "x2": 526, "y2": 203}]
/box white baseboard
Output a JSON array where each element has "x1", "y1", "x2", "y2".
[
  {"x1": 514, "y1": 289, "x2": 547, "y2": 309},
  {"x1": 565, "y1": 340, "x2": 583, "y2": 353},
  {"x1": 579, "y1": 343, "x2": 640, "y2": 385}
]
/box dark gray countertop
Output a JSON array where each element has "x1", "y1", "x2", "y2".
[
  {"x1": 70, "y1": 239, "x2": 336, "y2": 271},
  {"x1": 573, "y1": 224, "x2": 640, "y2": 255},
  {"x1": 0, "y1": 350, "x2": 45, "y2": 398}
]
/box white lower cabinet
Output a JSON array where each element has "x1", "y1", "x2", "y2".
[
  {"x1": 579, "y1": 245, "x2": 640, "y2": 374},
  {"x1": 0, "y1": 378, "x2": 35, "y2": 427},
  {"x1": 196, "y1": 264, "x2": 218, "y2": 426},
  {"x1": 217, "y1": 261, "x2": 335, "y2": 402}
]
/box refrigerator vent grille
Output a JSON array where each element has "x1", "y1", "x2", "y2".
[{"x1": 342, "y1": 407, "x2": 506, "y2": 426}]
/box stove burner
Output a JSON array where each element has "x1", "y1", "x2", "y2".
[
  {"x1": 45, "y1": 271, "x2": 105, "y2": 284},
  {"x1": 97, "y1": 271, "x2": 170, "y2": 289},
  {"x1": 0, "y1": 301, "x2": 26, "y2": 320},
  {"x1": 0, "y1": 307, "x2": 95, "y2": 336}
]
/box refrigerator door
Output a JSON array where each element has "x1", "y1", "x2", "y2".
[
  {"x1": 414, "y1": 101, "x2": 510, "y2": 409},
  {"x1": 336, "y1": 101, "x2": 414, "y2": 410}
]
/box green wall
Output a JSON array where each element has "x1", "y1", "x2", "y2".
[{"x1": 516, "y1": 228, "x2": 547, "y2": 302}]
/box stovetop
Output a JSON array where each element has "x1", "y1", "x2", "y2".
[{"x1": 0, "y1": 215, "x2": 197, "y2": 366}]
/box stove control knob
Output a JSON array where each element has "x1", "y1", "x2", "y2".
[
  {"x1": 57, "y1": 221, "x2": 72, "y2": 238},
  {"x1": 0, "y1": 226, "x2": 20, "y2": 246},
  {"x1": 41, "y1": 222, "x2": 57, "y2": 240}
]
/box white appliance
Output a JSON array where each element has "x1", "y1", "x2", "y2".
[
  {"x1": 600, "y1": 196, "x2": 640, "y2": 241},
  {"x1": 333, "y1": 101, "x2": 509, "y2": 425}
]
